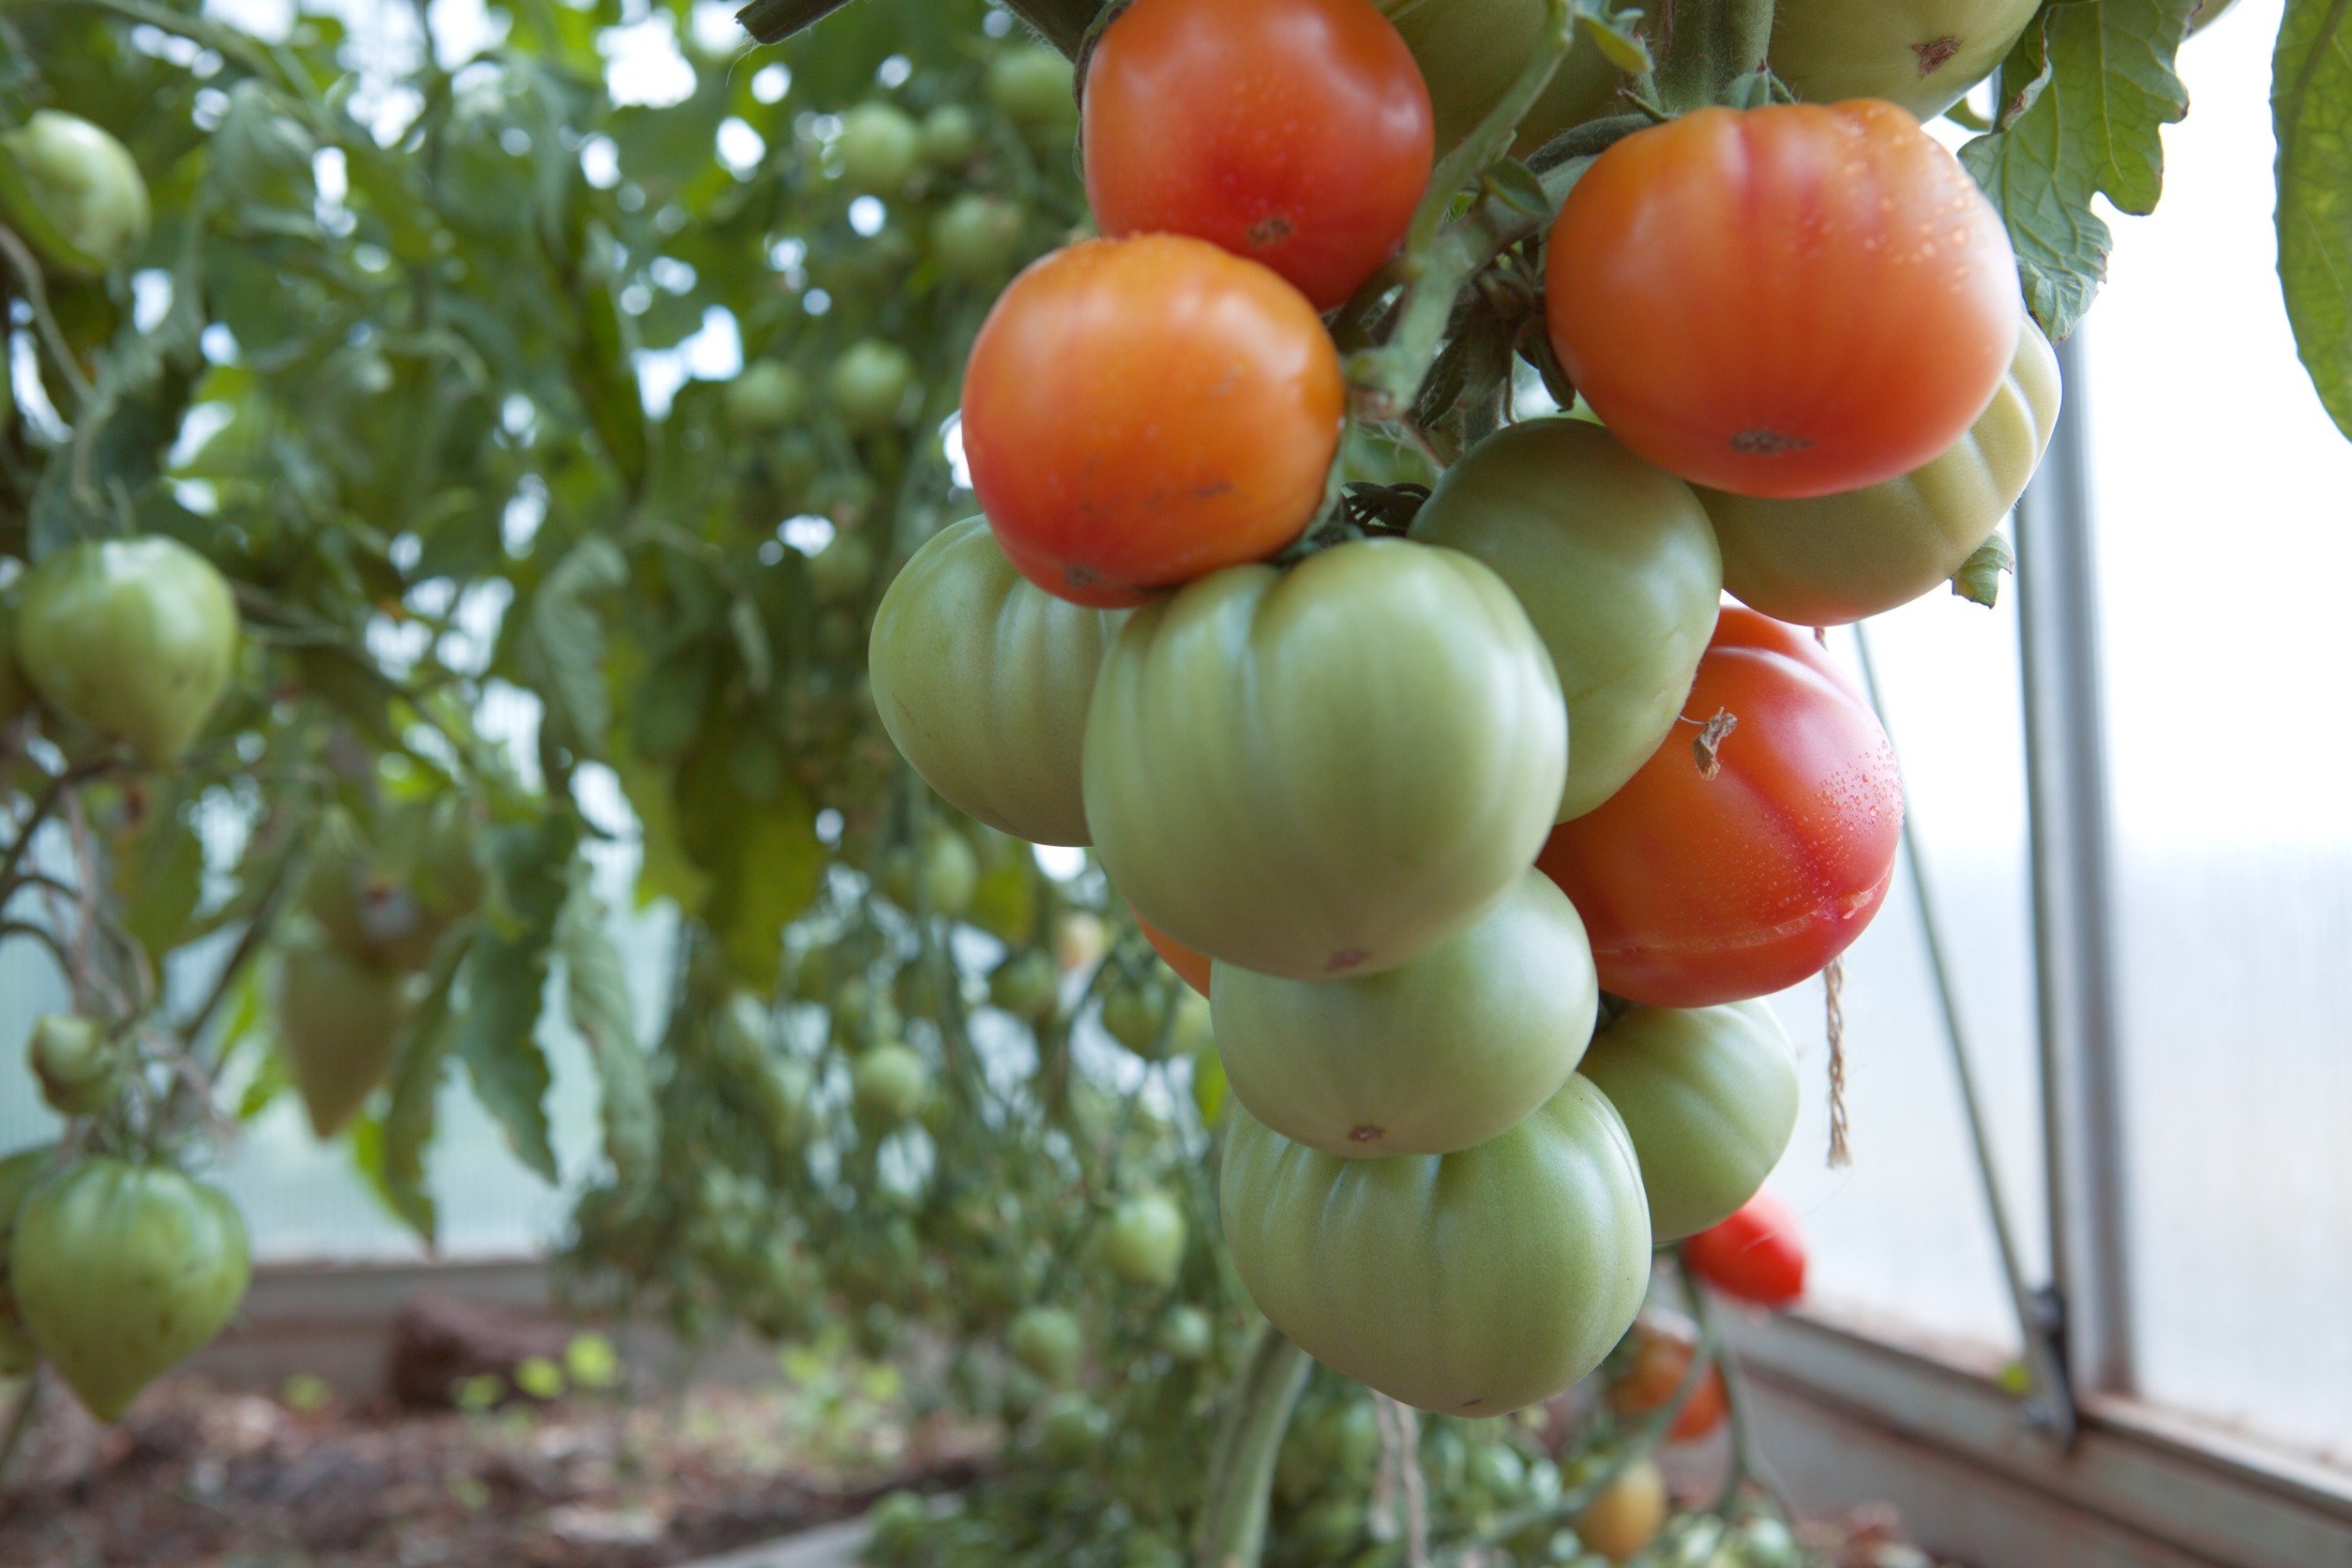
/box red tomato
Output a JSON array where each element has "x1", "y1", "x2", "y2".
[
  {"x1": 962, "y1": 234, "x2": 1345, "y2": 608},
  {"x1": 1545, "y1": 100, "x2": 2019, "y2": 499},
  {"x1": 1538, "y1": 607, "x2": 1901, "y2": 1007},
  {"x1": 1683, "y1": 1189, "x2": 1808, "y2": 1308},
  {"x1": 1134, "y1": 906, "x2": 1212, "y2": 1000},
  {"x1": 1083, "y1": 0, "x2": 1433, "y2": 310},
  {"x1": 1606, "y1": 1314, "x2": 1728, "y2": 1443}
]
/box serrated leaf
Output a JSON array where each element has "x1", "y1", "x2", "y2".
[
  {"x1": 515, "y1": 535, "x2": 627, "y2": 761},
  {"x1": 677, "y1": 730, "x2": 821, "y2": 986},
  {"x1": 110, "y1": 789, "x2": 204, "y2": 960},
  {"x1": 2275, "y1": 0, "x2": 2352, "y2": 442},
  {"x1": 374, "y1": 929, "x2": 469, "y2": 1244},
  {"x1": 556, "y1": 872, "x2": 658, "y2": 1193},
  {"x1": 1573, "y1": 0, "x2": 1654, "y2": 74},
  {"x1": 451, "y1": 812, "x2": 580, "y2": 1184},
  {"x1": 1960, "y1": 0, "x2": 2197, "y2": 339},
  {"x1": 1481, "y1": 159, "x2": 1554, "y2": 223}
]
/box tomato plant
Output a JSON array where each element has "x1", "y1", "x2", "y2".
[
  {"x1": 1222, "y1": 1076, "x2": 1650, "y2": 1415},
  {"x1": 1546, "y1": 101, "x2": 2020, "y2": 498},
  {"x1": 1579, "y1": 1001, "x2": 1800, "y2": 1241},
  {"x1": 0, "y1": 109, "x2": 149, "y2": 274},
  {"x1": 1210, "y1": 870, "x2": 1595, "y2": 1157},
  {"x1": 869, "y1": 517, "x2": 1123, "y2": 847},
  {"x1": 1540, "y1": 607, "x2": 1904, "y2": 1007},
  {"x1": 1702, "y1": 316, "x2": 2061, "y2": 625},
  {"x1": 8, "y1": 1158, "x2": 251, "y2": 1421},
  {"x1": 1683, "y1": 1189, "x2": 1809, "y2": 1308},
  {"x1": 960, "y1": 234, "x2": 1345, "y2": 607},
  {"x1": 1083, "y1": 0, "x2": 1433, "y2": 310},
  {"x1": 1769, "y1": 0, "x2": 2043, "y2": 121},
  {"x1": 1085, "y1": 538, "x2": 1565, "y2": 981},
  {"x1": 1410, "y1": 417, "x2": 1723, "y2": 821},
  {"x1": 14, "y1": 536, "x2": 239, "y2": 763},
  {"x1": 274, "y1": 940, "x2": 409, "y2": 1139}
]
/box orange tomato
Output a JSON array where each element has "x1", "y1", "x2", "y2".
[
  {"x1": 1606, "y1": 1314, "x2": 1728, "y2": 1443},
  {"x1": 961, "y1": 234, "x2": 1344, "y2": 608},
  {"x1": 1134, "y1": 906, "x2": 1212, "y2": 999},
  {"x1": 1538, "y1": 607, "x2": 1902, "y2": 1006},
  {"x1": 1545, "y1": 100, "x2": 2019, "y2": 499}
]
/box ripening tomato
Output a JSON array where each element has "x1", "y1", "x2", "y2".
[
  {"x1": 1683, "y1": 1188, "x2": 1808, "y2": 1307},
  {"x1": 1700, "y1": 316, "x2": 2060, "y2": 625},
  {"x1": 1576, "y1": 1457, "x2": 1667, "y2": 1563},
  {"x1": 1084, "y1": 0, "x2": 1433, "y2": 310},
  {"x1": 1606, "y1": 1314, "x2": 1728, "y2": 1443},
  {"x1": 1539, "y1": 607, "x2": 1903, "y2": 1007},
  {"x1": 1545, "y1": 101, "x2": 2019, "y2": 499},
  {"x1": 1134, "y1": 908, "x2": 1212, "y2": 999},
  {"x1": 1771, "y1": 0, "x2": 2043, "y2": 122},
  {"x1": 961, "y1": 235, "x2": 1344, "y2": 608}
]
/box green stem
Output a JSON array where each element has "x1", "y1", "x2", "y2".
[
  {"x1": 1653, "y1": 0, "x2": 1775, "y2": 112},
  {"x1": 1680, "y1": 1252, "x2": 1798, "y2": 1521},
  {"x1": 1197, "y1": 1325, "x2": 1313, "y2": 1568},
  {"x1": 1002, "y1": 0, "x2": 1108, "y2": 56},
  {"x1": 0, "y1": 1370, "x2": 39, "y2": 1492}
]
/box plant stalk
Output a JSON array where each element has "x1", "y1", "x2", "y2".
[
  {"x1": 1197, "y1": 1324, "x2": 1313, "y2": 1568},
  {"x1": 1654, "y1": 0, "x2": 1776, "y2": 112}
]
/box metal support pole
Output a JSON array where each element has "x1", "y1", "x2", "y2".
[{"x1": 2013, "y1": 326, "x2": 2136, "y2": 1401}]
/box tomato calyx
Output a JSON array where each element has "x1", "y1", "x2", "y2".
[{"x1": 1275, "y1": 480, "x2": 1430, "y2": 564}]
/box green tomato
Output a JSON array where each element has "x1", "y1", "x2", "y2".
[
  {"x1": 26, "y1": 1014, "x2": 116, "y2": 1117},
  {"x1": 1411, "y1": 418, "x2": 1721, "y2": 822},
  {"x1": 933, "y1": 192, "x2": 1022, "y2": 282},
  {"x1": 1099, "y1": 976, "x2": 1173, "y2": 1059},
  {"x1": 9, "y1": 1158, "x2": 250, "y2": 1421},
  {"x1": 275, "y1": 941, "x2": 408, "y2": 1139},
  {"x1": 16, "y1": 537, "x2": 239, "y2": 763},
  {"x1": 1211, "y1": 869, "x2": 1595, "y2": 1158},
  {"x1": 1168, "y1": 988, "x2": 1213, "y2": 1059},
  {"x1": 1578, "y1": 1001, "x2": 1800, "y2": 1243},
  {"x1": 1155, "y1": 1304, "x2": 1214, "y2": 1362},
  {"x1": 1221, "y1": 1076, "x2": 1650, "y2": 1415},
  {"x1": 1373, "y1": 0, "x2": 1630, "y2": 155},
  {"x1": 1769, "y1": 0, "x2": 2043, "y2": 122},
  {"x1": 830, "y1": 338, "x2": 915, "y2": 435},
  {"x1": 852, "y1": 1042, "x2": 932, "y2": 1128},
  {"x1": 1036, "y1": 1390, "x2": 1110, "y2": 1461},
  {"x1": 869, "y1": 518, "x2": 1123, "y2": 847},
  {"x1": 1008, "y1": 1304, "x2": 1084, "y2": 1386},
  {"x1": 0, "y1": 1142, "x2": 57, "y2": 1370},
  {"x1": 837, "y1": 102, "x2": 922, "y2": 196},
  {"x1": 988, "y1": 48, "x2": 1077, "y2": 129},
  {"x1": 806, "y1": 531, "x2": 876, "y2": 604},
  {"x1": 1084, "y1": 538, "x2": 1564, "y2": 983},
  {"x1": 988, "y1": 948, "x2": 1060, "y2": 1021},
  {"x1": 1699, "y1": 318, "x2": 2060, "y2": 626},
  {"x1": 0, "y1": 599, "x2": 29, "y2": 731},
  {"x1": 724, "y1": 360, "x2": 811, "y2": 432},
  {"x1": 1101, "y1": 1189, "x2": 1186, "y2": 1288},
  {"x1": 881, "y1": 823, "x2": 981, "y2": 919},
  {"x1": 920, "y1": 104, "x2": 981, "y2": 168},
  {"x1": 0, "y1": 111, "x2": 151, "y2": 275}
]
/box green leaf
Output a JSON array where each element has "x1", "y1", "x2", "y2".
[
  {"x1": 373, "y1": 930, "x2": 468, "y2": 1243},
  {"x1": 2275, "y1": 0, "x2": 2352, "y2": 442},
  {"x1": 1960, "y1": 0, "x2": 2197, "y2": 338},
  {"x1": 677, "y1": 730, "x2": 822, "y2": 986},
  {"x1": 237, "y1": 1042, "x2": 292, "y2": 1121},
  {"x1": 1573, "y1": 0, "x2": 1654, "y2": 75},
  {"x1": 556, "y1": 872, "x2": 659, "y2": 1193},
  {"x1": 451, "y1": 812, "x2": 580, "y2": 1184},
  {"x1": 110, "y1": 790, "x2": 204, "y2": 960},
  {"x1": 1480, "y1": 159, "x2": 1554, "y2": 224},
  {"x1": 515, "y1": 535, "x2": 628, "y2": 761}
]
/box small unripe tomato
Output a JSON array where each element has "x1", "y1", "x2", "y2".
[
  {"x1": 1036, "y1": 1390, "x2": 1110, "y2": 1460},
  {"x1": 1100, "y1": 977, "x2": 1173, "y2": 1058},
  {"x1": 1155, "y1": 1304, "x2": 1214, "y2": 1362},
  {"x1": 829, "y1": 339, "x2": 915, "y2": 435},
  {"x1": 918, "y1": 104, "x2": 980, "y2": 168},
  {"x1": 27, "y1": 1015, "x2": 116, "y2": 1117},
  {"x1": 852, "y1": 1043, "x2": 932, "y2": 1128},
  {"x1": 837, "y1": 102, "x2": 921, "y2": 195},
  {"x1": 1576, "y1": 1458, "x2": 1667, "y2": 1563},
  {"x1": 0, "y1": 110, "x2": 151, "y2": 275},
  {"x1": 1008, "y1": 1304, "x2": 1084, "y2": 1385},
  {"x1": 724, "y1": 361, "x2": 811, "y2": 432},
  {"x1": 1101, "y1": 1189, "x2": 1186, "y2": 1288},
  {"x1": 805, "y1": 532, "x2": 876, "y2": 602},
  {"x1": 880, "y1": 823, "x2": 980, "y2": 919},
  {"x1": 988, "y1": 948, "x2": 1060, "y2": 1021},
  {"x1": 932, "y1": 192, "x2": 1022, "y2": 281},
  {"x1": 988, "y1": 48, "x2": 1077, "y2": 130}
]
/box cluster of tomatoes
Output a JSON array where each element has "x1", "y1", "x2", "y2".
[{"x1": 870, "y1": 0, "x2": 2051, "y2": 1419}]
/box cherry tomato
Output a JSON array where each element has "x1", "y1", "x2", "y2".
[
  {"x1": 961, "y1": 234, "x2": 1344, "y2": 608},
  {"x1": 1538, "y1": 607, "x2": 1902, "y2": 1007},
  {"x1": 1083, "y1": 0, "x2": 1433, "y2": 310},
  {"x1": 1606, "y1": 1314, "x2": 1729, "y2": 1443},
  {"x1": 0, "y1": 111, "x2": 150, "y2": 275},
  {"x1": 1545, "y1": 101, "x2": 2018, "y2": 499},
  {"x1": 1683, "y1": 1188, "x2": 1808, "y2": 1307},
  {"x1": 1576, "y1": 1457, "x2": 1667, "y2": 1563}
]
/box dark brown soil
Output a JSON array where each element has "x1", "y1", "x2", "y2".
[{"x1": 0, "y1": 1371, "x2": 988, "y2": 1568}]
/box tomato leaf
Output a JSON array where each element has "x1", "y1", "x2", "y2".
[
  {"x1": 2275, "y1": 0, "x2": 2352, "y2": 443},
  {"x1": 373, "y1": 929, "x2": 469, "y2": 1244},
  {"x1": 1573, "y1": 0, "x2": 1654, "y2": 75},
  {"x1": 451, "y1": 813, "x2": 579, "y2": 1184},
  {"x1": 1959, "y1": 0, "x2": 2198, "y2": 339},
  {"x1": 556, "y1": 873, "x2": 658, "y2": 1195},
  {"x1": 514, "y1": 535, "x2": 628, "y2": 761}
]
